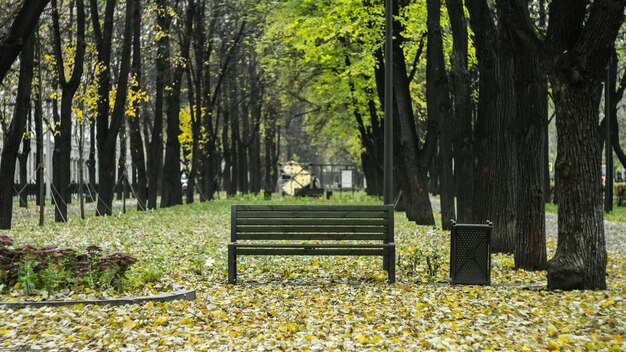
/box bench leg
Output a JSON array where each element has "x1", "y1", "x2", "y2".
[
  {"x1": 228, "y1": 244, "x2": 237, "y2": 284},
  {"x1": 387, "y1": 246, "x2": 396, "y2": 284}
]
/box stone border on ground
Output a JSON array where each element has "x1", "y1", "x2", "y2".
[{"x1": 0, "y1": 286, "x2": 196, "y2": 309}]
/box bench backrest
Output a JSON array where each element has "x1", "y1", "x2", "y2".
[{"x1": 232, "y1": 205, "x2": 394, "y2": 242}]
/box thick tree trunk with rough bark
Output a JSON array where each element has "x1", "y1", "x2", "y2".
[
  {"x1": 129, "y1": 0, "x2": 147, "y2": 210},
  {"x1": 52, "y1": 0, "x2": 85, "y2": 222},
  {"x1": 500, "y1": 0, "x2": 626, "y2": 290},
  {"x1": 34, "y1": 53, "x2": 45, "y2": 208},
  {"x1": 549, "y1": 78, "x2": 606, "y2": 290},
  {"x1": 161, "y1": 0, "x2": 192, "y2": 208},
  {"x1": 95, "y1": 0, "x2": 134, "y2": 216},
  {"x1": 446, "y1": 0, "x2": 473, "y2": 223},
  {"x1": 427, "y1": 0, "x2": 454, "y2": 230},
  {"x1": 467, "y1": 0, "x2": 518, "y2": 254},
  {"x1": 147, "y1": 0, "x2": 168, "y2": 209},
  {"x1": 389, "y1": 0, "x2": 437, "y2": 225},
  {"x1": 513, "y1": 48, "x2": 548, "y2": 270},
  {"x1": 491, "y1": 34, "x2": 517, "y2": 253},
  {"x1": 0, "y1": 33, "x2": 34, "y2": 229},
  {"x1": 466, "y1": 0, "x2": 498, "y2": 226},
  {"x1": 500, "y1": 0, "x2": 550, "y2": 267}
]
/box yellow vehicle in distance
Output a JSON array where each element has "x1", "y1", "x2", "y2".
[{"x1": 278, "y1": 161, "x2": 323, "y2": 197}]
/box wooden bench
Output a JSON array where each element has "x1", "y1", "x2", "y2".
[{"x1": 228, "y1": 205, "x2": 395, "y2": 283}]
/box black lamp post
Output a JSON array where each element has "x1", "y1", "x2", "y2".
[
  {"x1": 605, "y1": 53, "x2": 614, "y2": 213},
  {"x1": 383, "y1": 0, "x2": 393, "y2": 206}
]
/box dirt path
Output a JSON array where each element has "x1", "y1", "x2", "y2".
[{"x1": 429, "y1": 197, "x2": 626, "y2": 256}]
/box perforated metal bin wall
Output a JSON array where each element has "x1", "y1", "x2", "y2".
[{"x1": 449, "y1": 222, "x2": 492, "y2": 285}]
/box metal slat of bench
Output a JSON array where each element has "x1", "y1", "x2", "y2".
[
  {"x1": 233, "y1": 243, "x2": 394, "y2": 248},
  {"x1": 236, "y1": 233, "x2": 386, "y2": 241},
  {"x1": 235, "y1": 205, "x2": 389, "y2": 211},
  {"x1": 236, "y1": 211, "x2": 389, "y2": 219},
  {"x1": 236, "y1": 226, "x2": 386, "y2": 233},
  {"x1": 236, "y1": 248, "x2": 385, "y2": 256},
  {"x1": 236, "y1": 219, "x2": 388, "y2": 226}
]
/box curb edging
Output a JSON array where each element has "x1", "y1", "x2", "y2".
[{"x1": 0, "y1": 287, "x2": 196, "y2": 309}]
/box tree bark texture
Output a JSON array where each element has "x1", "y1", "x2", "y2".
[
  {"x1": 0, "y1": 33, "x2": 34, "y2": 229},
  {"x1": 0, "y1": 0, "x2": 49, "y2": 84},
  {"x1": 129, "y1": 0, "x2": 147, "y2": 210},
  {"x1": 466, "y1": 0, "x2": 518, "y2": 253},
  {"x1": 52, "y1": 0, "x2": 85, "y2": 222},
  {"x1": 35, "y1": 46, "x2": 45, "y2": 208},
  {"x1": 490, "y1": 32, "x2": 518, "y2": 254},
  {"x1": 549, "y1": 78, "x2": 606, "y2": 290},
  {"x1": 446, "y1": 0, "x2": 473, "y2": 223},
  {"x1": 95, "y1": 0, "x2": 134, "y2": 216},
  {"x1": 427, "y1": 0, "x2": 454, "y2": 230},
  {"x1": 161, "y1": 1, "x2": 192, "y2": 208},
  {"x1": 499, "y1": 0, "x2": 626, "y2": 289},
  {"x1": 466, "y1": 0, "x2": 498, "y2": 227},
  {"x1": 512, "y1": 44, "x2": 548, "y2": 270},
  {"x1": 147, "y1": 0, "x2": 169, "y2": 209},
  {"x1": 390, "y1": 0, "x2": 437, "y2": 225}
]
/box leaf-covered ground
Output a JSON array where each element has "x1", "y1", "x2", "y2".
[{"x1": 1, "y1": 196, "x2": 625, "y2": 350}]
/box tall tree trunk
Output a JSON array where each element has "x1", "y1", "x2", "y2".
[
  {"x1": 147, "y1": 0, "x2": 168, "y2": 209},
  {"x1": 466, "y1": 0, "x2": 498, "y2": 226},
  {"x1": 128, "y1": 0, "x2": 147, "y2": 210},
  {"x1": 0, "y1": 32, "x2": 34, "y2": 229},
  {"x1": 512, "y1": 43, "x2": 548, "y2": 270},
  {"x1": 391, "y1": 0, "x2": 436, "y2": 225},
  {"x1": 427, "y1": 0, "x2": 454, "y2": 230},
  {"x1": 446, "y1": 0, "x2": 473, "y2": 223},
  {"x1": 186, "y1": 0, "x2": 203, "y2": 204},
  {"x1": 34, "y1": 40, "x2": 45, "y2": 208},
  {"x1": 503, "y1": 0, "x2": 550, "y2": 268},
  {"x1": 549, "y1": 78, "x2": 606, "y2": 290},
  {"x1": 491, "y1": 31, "x2": 517, "y2": 253},
  {"x1": 161, "y1": 0, "x2": 192, "y2": 208},
  {"x1": 94, "y1": 0, "x2": 134, "y2": 216},
  {"x1": 52, "y1": 0, "x2": 86, "y2": 222}
]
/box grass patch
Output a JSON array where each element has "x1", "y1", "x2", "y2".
[{"x1": 546, "y1": 203, "x2": 626, "y2": 223}]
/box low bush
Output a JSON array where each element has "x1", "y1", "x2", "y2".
[
  {"x1": 0, "y1": 235, "x2": 137, "y2": 295},
  {"x1": 615, "y1": 183, "x2": 626, "y2": 206}
]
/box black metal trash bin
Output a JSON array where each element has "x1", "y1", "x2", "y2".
[{"x1": 449, "y1": 220, "x2": 492, "y2": 285}]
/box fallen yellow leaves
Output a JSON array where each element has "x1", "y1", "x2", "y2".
[{"x1": 0, "y1": 199, "x2": 624, "y2": 350}]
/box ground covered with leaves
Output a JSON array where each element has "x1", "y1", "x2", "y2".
[{"x1": 1, "y1": 196, "x2": 625, "y2": 350}]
